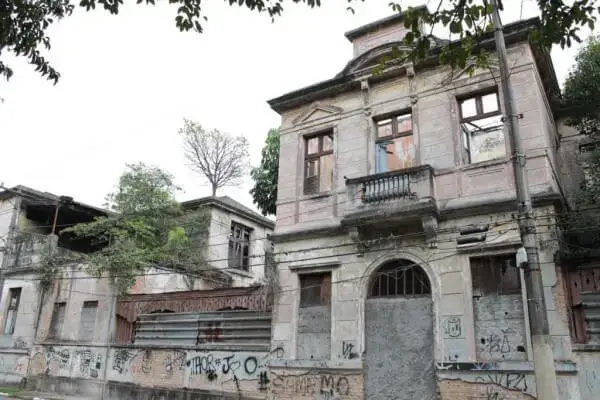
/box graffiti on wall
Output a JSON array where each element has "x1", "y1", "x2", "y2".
[
  {"x1": 442, "y1": 316, "x2": 463, "y2": 338},
  {"x1": 0, "y1": 354, "x2": 28, "y2": 376},
  {"x1": 29, "y1": 346, "x2": 104, "y2": 380},
  {"x1": 340, "y1": 341, "x2": 358, "y2": 360},
  {"x1": 271, "y1": 372, "x2": 353, "y2": 399},
  {"x1": 106, "y1": 348, "x2": 269, "y2": 394}
]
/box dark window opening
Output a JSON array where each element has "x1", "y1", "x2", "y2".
[
  {"x1": 459, "y1": 91, "x2": 505, "y2": 164},
  {"x1": 228, "y1": 222, "x2": 251, "y2": 270},
  {"x1": 299, "y1": 272, "x2": 331, "y2": 308},
  {"x1": 369, "y1": 260, "x2": 431, "y2": 297},
  {"x1": 48, "y1": 302, "x2": 66, "y2": 339},
  {"x1": 470, "y1": 254, "x2": 520, "y2": 296},
  {"x1": 304, "y1": 131, "x2": 334, "y2": 195},
  {"x1": 375, "y1": 111, "x2": 415, "y2": 173},
  {"x1": 3, "y1": 288, "x2": 21, "y2": 335}
]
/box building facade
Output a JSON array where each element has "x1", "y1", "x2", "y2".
[
  {"x1": 266, "y1": 13, "x2": 590, "y2": 400},
  {"x1": 0, "y1": 186, "x2": 274, "y2": 389}
]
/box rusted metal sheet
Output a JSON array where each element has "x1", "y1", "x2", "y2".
[{"x1": 116, "y1": 287, "x2": 270, "y2": 323}]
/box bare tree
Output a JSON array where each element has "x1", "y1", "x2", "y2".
[{"x1": 179, "y1": 119, "x2": 250, "y2": 196}]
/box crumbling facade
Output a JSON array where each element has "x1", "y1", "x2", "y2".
[
  {"x1": 0, "y1": 186, "x2": 274, "y2": 397},
  {"x1": 266, "y1": 13, "x2": 588, "y2": 400}
]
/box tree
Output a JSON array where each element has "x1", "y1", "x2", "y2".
[
  {"x1": 559, "y1": 38, "x2": 600, "y2": 256},
  {"x1": 250, "y1": 128, "x2": 279, "y2": 216},
  {"x1": 39, "y1": 162, "x2": 213, "y2": 293},
  {"x1": 179, "y1": 119, "x2": 250, "y2": 196},
  {"x1": 2, "y1": 1, "x2": 598, "y2": 83}
]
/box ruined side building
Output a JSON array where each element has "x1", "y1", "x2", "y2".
[
  {"x1": 0, "y1": 185, "x2": 274, "y2": 394},
  {"x1": 266, "y1": 12, "x2": 598, "y2": 400}
]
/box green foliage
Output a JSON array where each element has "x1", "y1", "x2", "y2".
[
  {"x1": 563, "y1": 37, "x2": 600, "y2": 137},
  {"x1": 250, "y1": 128, "x2": 279, "y2": 216},
  {"x1": 41, "y1": 162, "x2": 211, "y2": 294},
  {"x1": 560, "y1": 37, "x2": 600, "y2": 254},
  {"x1": 3, "y1": 1, "x2": 599, "y2": 82}
]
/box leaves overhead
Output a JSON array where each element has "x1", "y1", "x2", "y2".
[
  {"x1": 250, "y1": 128, "x2": 279, "y2": 216},
  {"x1": 43, "y1": 162, "x2": 212, "y2": 293},
  {"x1": 179, "y1": 119, "x2": 250, "y2": 196},
  {"x1": 2, "y1": 0, "x2": 600, "y2": 83}
]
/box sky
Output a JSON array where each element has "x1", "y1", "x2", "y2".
[{"x1": 0, "y1": 0, "x2": 590, "y2": 212}]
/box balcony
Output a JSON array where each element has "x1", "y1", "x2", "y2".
[{"x1": 342, "y1": 165, "x2": 437, "y2": 230}]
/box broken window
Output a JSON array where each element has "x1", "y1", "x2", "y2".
[
  {"x1": 228, "y1": 222, "x2": 251, "y2": 270},
  {"x1": 471, "y1": 254, "x2": 527, "y2": 361},
  {"x1": 297, "y1": 272, "x2": 332, "y2": 360},
  {"x1": 459, "y1": 91, "x2": 505, "y2": 164},
  {"x1": 3, "y1": 288, "x2": 21, "y2": 335},
  {"x1": 79, "y1": 301, "x2": 98, "y2": 341},
  {"x1": 369, "y1": 260, "x2": 430, "y2": 297},
  {"x1": 375, "y1": 112, "x2": 415, "y2": 172},
  {"x1": 304, "y1": 131, "x2": 334, "y2": 195},
  {"x1": 48, "y1": 302, "x2": 66, "y2": 339},
  {"x1": 299, "y1": 272, "x2": 331, "y2": 308},
  {"x1": 470, "y1": 255, "x2": 520, "y2": 296}
]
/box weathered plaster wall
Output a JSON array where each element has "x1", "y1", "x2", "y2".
[
  {"x1": 474, "y1": 295, "x2": 527, "y2": 361},
  {"x1": 297, "y1": 306, "x2": 331, "y2": 360},
  {"x1": 268, "y1": 365, "x2": 362, "y2": 400},
  {"x1": 574, "y1": 352, "x2": 600, "y2": 400},
  {"x1": 0, "y1": 274, "x2": 39, "y2": 350},
  {"x1": 0, "y1": 350, "x2": 28, "y2": 385},
  {"x1": 36, "y1": 265, "x2": 116, "y2": 343},
  {"x1": 275, "y1": 42, "x2": 559, "y2": 234},
  {"x1": 28, "y1": 344, "x2": 270, "y2": 399},
  {"x1": 208, "y1": 207, "x2": 273, "y2": 287},
  {"x1": 364, "y1": 297, "x2": 435, "y2": 400}
]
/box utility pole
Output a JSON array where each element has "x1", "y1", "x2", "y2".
[{"x1": 490, "y1": 1, "x2": 559, "y2": 398}]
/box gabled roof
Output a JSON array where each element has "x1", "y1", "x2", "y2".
[
  {"x1": 267, "y1": 17, "x2": 556, "y2": 114},
  {"x1": 181, "y1": 196, "x2": 275, "y2": 230}
]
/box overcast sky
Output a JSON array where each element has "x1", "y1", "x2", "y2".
[{"x1": 0, "y1": 0, "x2": 588, "y2": 212}]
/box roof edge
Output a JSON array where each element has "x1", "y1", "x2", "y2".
[
  {"x1": 344, "y1": 5, "x2": 429, "y2": 41},
  {"x1": 181, "y1": 196, "x2": 275, "y2": 229},
  {"x1": 267, "y1": 17, "x2": 541, "y2": 114}
]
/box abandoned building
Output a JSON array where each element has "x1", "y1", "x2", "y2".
[
  {"x1": 266, "y1": 11, "x2": 598, "y2": 400},
  {"x1": 0, "y1": 185, "x2": 274, "y2": 398}
]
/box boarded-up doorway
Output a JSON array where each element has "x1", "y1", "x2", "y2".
[{"x1": 365, "y1": 260, "x2": 436, "y2": 400}]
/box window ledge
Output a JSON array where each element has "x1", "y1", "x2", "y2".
[
  {"x1": 461, "y1": 156, "x2": 509, "y2": 172},
  {"x1": 300, "y1": 191, "x2": 332, "y2": 201},
  {"x1": 225, "y1": 268, "x2": 254, "y2": 279},
  {"x1": 290, "y1": 262, "x2": 340, "y2": 274},
  {"x1": 573, "y1": 343, "x2": 600, "y2": 352}
]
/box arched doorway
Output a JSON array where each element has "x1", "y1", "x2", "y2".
[{"x1": 364, "y1": 259, "x2": 436, "y2": 400}]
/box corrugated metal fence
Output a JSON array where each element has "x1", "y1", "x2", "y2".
[{"x1": 132, "y1": 310, "x2": 272, "y2": 350}]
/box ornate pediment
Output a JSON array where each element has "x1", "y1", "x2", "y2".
[{"x1": 292, "y1": 102, "x2": 343, "y2": 125}]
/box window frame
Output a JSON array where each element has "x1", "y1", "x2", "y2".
[
  {"x1": 48, "y1": 302, "x2": 66, "y2": 339},
  {"x1": 458, "y1": 89, "x2": 504, "y2": 165},
  {"x1": 374, "y1": 110, "x2": 415, "y2": 173},
  {"x1": 3, "y1": 288, "x2": 21, "y2": 335},
  {"x1": 303, "y1": 130, "x2": 334, "y2": 195},
  {"x1": 299, "y1": 272, "x2": 331, "y2": 308},
  {"x1": 79, "y1": 300, "x2": 99, "y2": 341},
  {"x1": 228, "y1": 221, "x2": 252, "y2": 271}
]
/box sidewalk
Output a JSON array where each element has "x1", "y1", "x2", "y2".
[{"x1": 5, "y1": 391, "x2": 72, "y2": 400}]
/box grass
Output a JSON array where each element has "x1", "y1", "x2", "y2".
[{"x1": 0, "y1": 387, "x2": 21, "y2": 395}]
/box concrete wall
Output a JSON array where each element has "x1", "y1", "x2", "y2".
[
  {"x1": 296, "y1": 306, "x2": 331, "y2": 361},
  {"x1": 36, "y1": 265, "x2": 116, "y2": 344},
  {"x1": 27, "y1": 344, "x2": 270, "y2": 399},
  {"x1": 473, "y1": 295, "x2": 527, "y2": 362},
  {"x1": 364, "y1": 297, "x2": 435, "y2": 400}
]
